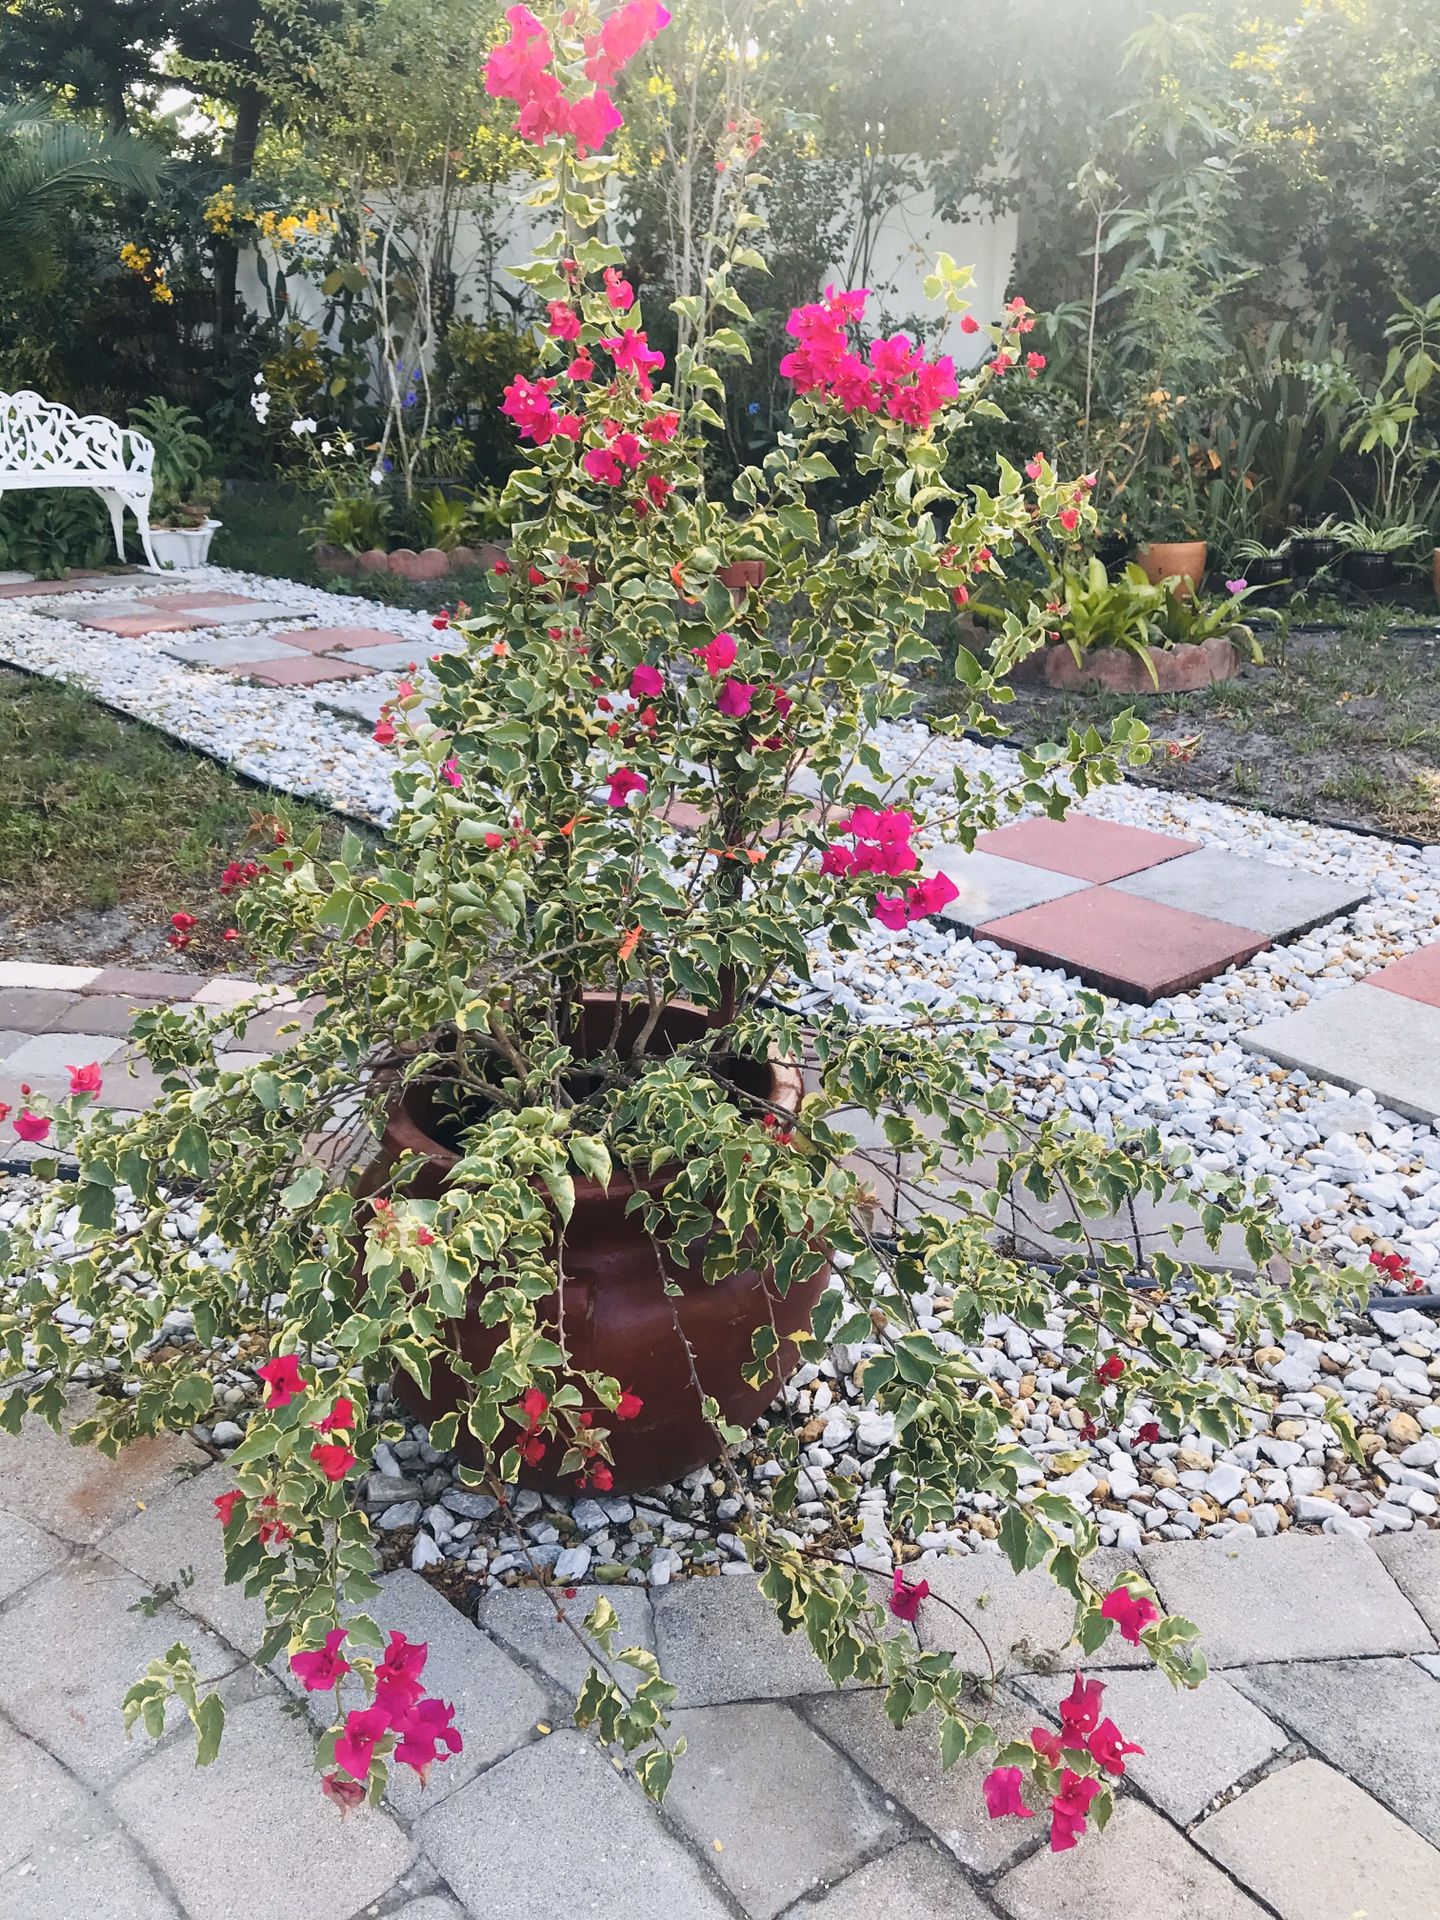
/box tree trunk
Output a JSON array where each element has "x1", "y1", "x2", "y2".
[{"x1": 213, "y1": 84, "x2": 265, "y2": 339}]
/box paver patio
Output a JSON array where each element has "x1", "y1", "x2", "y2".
[{"x1": 1, "y1": 1400, "x2": 1437, "y2": 1919}]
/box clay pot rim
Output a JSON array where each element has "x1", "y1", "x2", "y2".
[{"x1": 379, "y1": 1005, "x2": 804, "y2": 1201}]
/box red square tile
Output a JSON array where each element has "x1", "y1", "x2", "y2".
[
  {"x1": 976, "y1": 814, "x2": 1201, "y2": 884},
  {"x1": 1364, "y1": 941, "x2": 1440, "y2": 1008},
  {"x1": 91, "y1": 968, "x2": 197, "y2": 1000},
  {"x1": 977, "y1": 888, "x2": 1268, "y2": 1002},
  {"x1": 268, "y1": 625, "x2": 407, "y2": 653},
  {"x1": 81, "y1": 613, "x2": 207, "y2": 637},
  {"x1": 230, "y1": 656, "x2": 374, "y2": 687}
]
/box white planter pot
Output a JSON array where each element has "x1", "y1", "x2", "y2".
[{"x1": 151, "y1": 519, "x2": 222, "y2": 571}]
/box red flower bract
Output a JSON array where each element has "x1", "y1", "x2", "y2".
[
  {"x1": 13, "y1": 1109, "x2": 50, "y2": 1143},
  {"x1": 334, "y1": 1702, "x2": 392, "y2": 1784},
  {"x1": 310, "y1": 1440, "x2": 358, "y2": 1483},
  {"x1": 290, "y1": 1628, "x2": 350, "y2": 1693},
  {"x1": 606, "y1": 766, "x2": 648, "y2": 809},
  {"x1": 1100, "y1": 1584, "x2": 1160, "y2": 1645},
  {"x1": 256, "y1": 1353, "x2": 307, "y2": 1409},
  {"x1": 693, "y1": 631, "x2": 737, "y2": 675},
  {"x1": 314, "y1": 1396, "x2": 356, "y2": 1433},
  {"x1": 983, "y1": 1765, "x2": 1035, "y2": 1820},
  {"x1": 213, "y1": 1489, "x2": 244, "y2": 1526},
  {"x1": 887, "y1": 1566, "x2": 929, "y2": 1623},
  {"x1": 1049, "y1": 1769, "x2": 1102, "y2": 1852}
]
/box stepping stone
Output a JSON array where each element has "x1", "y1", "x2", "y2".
[
  {"x1": 0, "y1": 1030, "x2": 125, "y2": 1076},
  {"x1": 1193, "y1": 1757, "x2": 1440, "y2": 1920},
  {"x1": 0, "y1": 961, "x2": 100, "y2": 989},
  {"x1": 162, "y1": 631, "x2": 313, "y2": 669},
  {"x1": 159, "y1": 599, "x2": 314, "y2": 627},
  {"x1": 1233, "y1": 1657, "x2": 1440, "y2": 1847},
  {"x1": 138, "y1": 591, "x2": 264, "y2": 610},
  {"x1": 316, "y1": 681, "x2": 400, "y2": 725},
  {"x1": 784, "y1": 1842, "x2": 991, "y2": 1919},
  {"x1": 330, "y1": 639, "x2": 430, "y2": 671},
  {"x1": 82, "y1": 610, "x2": 208, "y2": 636},
  {"x1": 1239, "y1": 982, "x2": 1440, "y2": 1124},
  {"x1": 653, "y1": 1577, "x2": 847, "y2": 1705},
  {"x1": 976, "y1": 813, "x2": 1201, "y2": 882},
  {"x1": 239, "y1": 654, "x2": 374, "y2": 687},
  {"x1": 978, "y1": 888, "x2": 1268, "y2": 1003},
  {"x1": 1111, "y1": 846, "x2": 1369, "y2": 939},
  {"x1": 925, "y1": 843, "x2": 1093, "y2": 932},
  {"x1": 995, "y1": 1797, "x2": 1267, "y2": 1920},
  {"x1": 1365, "y1": 938, "x2": 1440, "y2": 1006},
  {"x1": 266, "y1": 624, "x2": 412, "y2": 652},
  {"x1": 481, "y1": 1584, "x2": 656, "y2": 1697},
  {"x1": 90, "y1": 966, "x2": 196, "y2": 1000},
  {"x1": 0, "y1": 1393, "x2": 202, "y2": 1544}
]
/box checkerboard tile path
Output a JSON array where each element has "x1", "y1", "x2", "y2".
[
  {"x1": 1240, "y1": 937, "x2": 1440, "y2": 1123},
  {"x1": 934, "y1": 815, "x2": 1370, "y2": 1004}
]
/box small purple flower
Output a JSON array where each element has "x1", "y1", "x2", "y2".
[{"x1": 1225, "y1": 577, "x2": 1248, "y2": 595}]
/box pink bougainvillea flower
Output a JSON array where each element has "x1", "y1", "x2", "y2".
[
  {"x1": 1087, "y1": 1716, "x2": 1144, "y2": 1776},
  {"x1": 871, "y1": 892, "x2": 910, "y2": 931},
  {"x1": 373, "y1": 718, "x2": 397, "y2": 745},
  {"x1": 547, "y1": 299, "x2": 581, "y2": 340},
  {"x1": 1048, "y1": 1769, "x2": 1102, "y2": 1852},
  {"x1": 334, "y1": 1702, "x2": 393, "y2": 1783},
  {"x1": 440, "y1": 756, "x2": 463, "y2": 789},
  {"x1": 1058, "y1": 507, "x2": 1080, "y2": 532},
  {"x1": 256, "y1": 1495, "x2": 292, "y2": 1548},
  {"x1": 314, "y1": 1397, "x2": 356, "y2": 1433},
  {"x1": 615, "y1": 1388, "x2": 644, "y2": 1420},
  {"x1": 644, "y1": 471, "x2": 672, "y2": 508},
  {"x1": 256, "y1": 1354, "x2": 307, "y2": 1409},
  {"x1": 820, "y1": 843, "x2": 855, "y2": 876},
  {"x1": 630, "y1": 662, "x2": 664, "y2": 698},
  {"x1": 1225, "y1": 577, "x2": 1248, "y2": 594},
  {"x1": 310, "y1": 1440, "x2": 358, "y2": 1483},
  {"x1": 1094, "y1": 1352, "x2": 1124, "y2": 1382},
  {"x1": 66, "y1": 1061, "x2": 102, "y2": 1095},
  {"x1": 983, "y1": 1766, "x2": 1035, "y2": 1820},
  {"x1": 321, "y1": 1771, "x2": 366, "y2": 1814},
  {"x1": 582, "y1": 446, "x2": 624, "y2": 487},
  {"x1": 1100, "y1": 1584, "x2": 1160, "y2": 1645},
  {"x1": 1135, "y1": 1420, "x2": 1161, "y2": 1445},
  {"x1": 213, "y1": 1489, "x2": 244, "y2": 1526},
  {"x1": 960, "y1": 312, "x2": 980, "y2": 334},
  {"x1": 1025, "y1": 351, "x2": 1047, "y2": 377},
  {"x1": 1029, "y1": 1725, "x2": 1065, "y2": 1765},
  {"x1": 584, "y1": 0, "x2": 671, "y2": 86},
  {"x1": 716, "y1": 677, "x2": 757, "y2": 717},
  {"x1": 13, "y1": 1109, "x2": 50, "y2": 1143},
  {"x1": 606, "y1": 766, "x2": 648, "y2": 809},
  {"x1": 501, "y1": 372, "x2": 561, "y2": 444},
  {"x1": 770, "y1": 684, "x2": 793, "y2": 718},
  {"x1": 887, "y1": 1566, "x2": 929, "y2": 1623},
  {"x1": 905, "y1": 872, "x2": 960, "y2": 920},
  {"x1": 603, "y1": 265, "x2": 635, "y2": 311},
  {"x1": 1024, "y1": 453, "x2": 1045, "y2": 480},
  {"x1": 1058, "y1": 1671, "x2": 1105, "y2": 1738},
  {"x1": 290, "y1": 1628, "x2": 351, "y2": 1693},
  {"x1": 645, "y1": 410, "x2": 680, "y2": 442},
  {"x1": 373, "y1": 1631, "x2": 429, "y2": 1725},
  {"x1": 693, "y1": 631, "x2": 737, "y2": 675},
  {"x1": 602, "y1": 327, "x2": 665, "y2": 394},
  {"x1": 566, "y1": 86, "x2": 624, "y2": 158},
  {"x1": 394, "y1": 1695, "x2": 465, "y2": 1783}
]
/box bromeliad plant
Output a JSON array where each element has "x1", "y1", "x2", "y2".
[{"x1": 0, "y1": 0, "x2": 1357, "y2": 1849}]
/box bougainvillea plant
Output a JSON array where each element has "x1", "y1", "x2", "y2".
[{"x1": 0, "y1": 0, "x2": 1358, "y2": 1841}]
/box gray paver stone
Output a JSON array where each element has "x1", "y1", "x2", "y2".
[
  {"x1": 0, "y1": 1508, "x2": 69, "y2": 1603},
  {"x1": 1019, "y1": 1668, "x2": 1288, "y2": 1826},
  {"x1": 1194, "y1": 1757, "x2": 1440, "y2": 1920},
  {"x1": 927, "y1": 844, "x2": 1092, "y2": 930},
  {"x1": 0, "y1": 1030, "x2": 125, "y2": 1076},
  {"x1": 332, "y1": 640, "x2": 430, "y2": 670},
  {"x1": 373, "y1": 1570, "x2": 549, "y2": 1815},
  {"x1": 0, "y1": 1396, "x2": 203, "y2": 1543},
  {"x1": 385, "y1": 1899, "x2": 468, "y2": 1920},
  {"x1": 480, "y1": 1582, "x2": 656, "y2": 1699},
  {"x1": 0, "y1": 1812, "x2": 183, "y2": 1919},
  {"x1": 1375, "y1": 1528, "x2": 1440, "y2": 1636},
  {"x1": 653, "y1": 1574, "x2": 843, "y2": 1704},
  {"x1": 1140, "y1": 1534, "x2": 1434, "y2": 1664},
  {"x1": 666, "y1": 1701, "x2": 902, "y2": 1919},
  {"x1": 806, "y1": 1687, "x2": 1044, "y2": 1875},
  {"x1": 1239, "y1": 983, "x2": 1440, "y2": 1124},
  {"x1": 0, "y1": 1557, "x2": 238, "y2": 1785},
  {"x1": 0, "y1": 1716, "x2": 91, "y2": 1874},
  {"x1": 104, "y1": 1465, "x2": 268, "y2": 1655},
  {"x1": 916, "y1": 1549, "x2": 1148, "y2": 1671},
  {"x1": 111, "y1": 1692, "x2": 413, "y2": 1920},
  {"x1": 1111, "y1": 847, "x2": 1368, "y2": 938},
  {"x1": 161, "y1": 630, "x2": 309, "y2": 667},
  {"x1": 777, "y1": 1840, "x2": 992, "y2": 1919},
  {"x1": 1232, "y1": 1657, "x2": 1440, "y2": 1847},
  {"x1": 995, "y1": 1797, "x2": 1268, "y2": 1920},
  {"x1": 419, "y1": 1728, "x2": 733, "y2": 1919}
]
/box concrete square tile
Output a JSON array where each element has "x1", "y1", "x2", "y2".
[
  {"x1": 976, "y1": 814, "x2": 1201, "y2": 883},
  {"x1": 666, "y1": 1702, "x2": 901, "y2": 1919},
  {"x1": 1239, "y1": 983, "x2": 1440, "y2": 1124},
  {"x1": 138, "y1": 591, "x2": 265, "y2": 610},
  {"x1": 50, "y1": 995, "x2": 148, "y2": 1038},
  {"x1": 162, "y1": 631, "x2": 308, "y2": 668},
  {"x1": 1111, "y1": 847, "x2": 1369, "y2": 939},
  {"x1": 481, "y1": 1583, "x2": 656, "y2": 1699},
  {"x1": 1, "y1": 1031, "x2": 125, "y2": 1076},
  {"x1": 419, "y1": 1728, "x2": 732, "y2": 1920},
  {"x1": 1375, "y1": 1529, "x2": 1440, "y2": 1636},
  {"x1": 915, "y1": 1549, "x2": 1149, "y2": 1673},
  {"x1": 778, "y1": 1842, "x2": 991, "y2": 1920},
  {"x1": 330, "y1": 640, "x2": 429, "y2": 671},
  {"x1": 923, "y1": 844, "x2": 1094, "y2": 931},
  {"x1": 1365, "y1": 938, "x2": 1440, "y2": 1008},
  {"x1": 171, "y1": 599, "x2": 316, "y2": 627},
  {"x1": 0, "y1": 962, "x2": 101, "y2": 989},
  {"x1": 996, "y1": 1797, "x2": 1268, "y2": 1920},
  {"x1": 653, "y1": 1577, "x2": 846, "y2": 1705},
  {"x1": 0, "y1": 1810, "x2": 184, "y2": 1918},
  {"x1": 0, "y1": 1559, "x2": 238, "y2": 1785},
  {"x1": 978, "y1": 889, "x2": 1268, "y2": 1003},
  {"x1": 1233, "y1": 1657, "x2": 1440, "y2": 1847},
  {"x1": 241, "y1": 654, "x2": 373, "y2": 687},
  {"x1": 1140, "y1": 1534, "x2": 1434, "y2": 1665},
  {"x1": 90, "y1": 967, "x2": 197, "y2": 1000},
  {"x1": 0, "y1": 1394, "x2": 204, "y2": 1543},
  {"x1": 0, "y1": 1716, "x2": 93, "y2": 1875},
  {"x1": 0, "y1": 989, "x2": 81, "y2": 1032},
  {"x1": 189, "y1": 976, "x2": 267, "y2": 1008},
  {"x1": 1020, "y1": 1668, "x2": 1287, "y2": 1826},
  {"x1": 112, "y1": 1693, "x2": 413, "y2": 1920},
  {"x1": 103, "y1": 1467, "x2": 268, "y2": 1656},
  {"x1": 0, "y1": 1509, "x2": 70, "y2": 1603},
  {"x1": 101, "y1": 1048, "x2": 177, "y2": 1108},
  {"x1": 1193, "y1": 1757, "x2": 1440, "y2": 1920},
  {"x1": 315, "y1": 681, "x2": 398, "y2": 725}
]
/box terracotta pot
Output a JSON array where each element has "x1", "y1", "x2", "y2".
[
  {"x1": 718, "y1": 559, "x2": 767, "y2": 601},
  {"x1": 1135, "y1": 540, "x2": 1208, "y2": 594},
  {"x1": 360, "y1": 999, "x2": 826, "y2": 1493}
]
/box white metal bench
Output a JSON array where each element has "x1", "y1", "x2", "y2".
[{"x1": 0, "y1": 389, "x2": 159, "y2": 570}]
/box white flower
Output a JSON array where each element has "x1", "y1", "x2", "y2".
[
  {"x1": 320, "y1": 439, "x2": 332, "y2": 454},
  {"x1": 253, "y1": 372, "x2": 265, "y2": 387},
  {"x1": 291, "y1": 417, "x2": 317, "y2": 437},
  {"x1": 369, "y1": 466, "x2": 385, "y2": 487},
  {"x1": 341, "y1": 438, "x2": 355, "y2": 456},
  {"x1": 250, "y1": 393, "x2": 270, "y2": 423}
]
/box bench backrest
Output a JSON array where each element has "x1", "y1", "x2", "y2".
[{"x1": 0, "y1": 389, "x2": 154, "y2": 478}]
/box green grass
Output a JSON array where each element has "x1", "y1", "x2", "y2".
[{"x1": 0, "y1": 667, "x2": 357, "y2": 951}]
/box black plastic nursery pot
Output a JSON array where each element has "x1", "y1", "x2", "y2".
[
  {"x1": 1245, "y1": 555, "x2": 1288, "y2": 587},
  {"x1": 1096, "y1": 534, "x2": 1131, "y2": 579},
  {"x1": 1340, "y1": 550, "x2": 1401, "y2": 590},
  {"x1": 1288, "y1": 535, "x2": 1341, "y2": 576}
]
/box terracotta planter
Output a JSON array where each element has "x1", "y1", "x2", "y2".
[
  {"x1": 1010, "y1": 631, "x2": 1242, "y2": 695},
  {"x1": 1135, "y1": 540, "x2": 1208, "y2": 594},
  {"x1": 360, "y1": 999, "x2": 826, "y2": 1493},
  {"x1": 718, "y1": 559, "x2": 767, "y2": 601}
]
